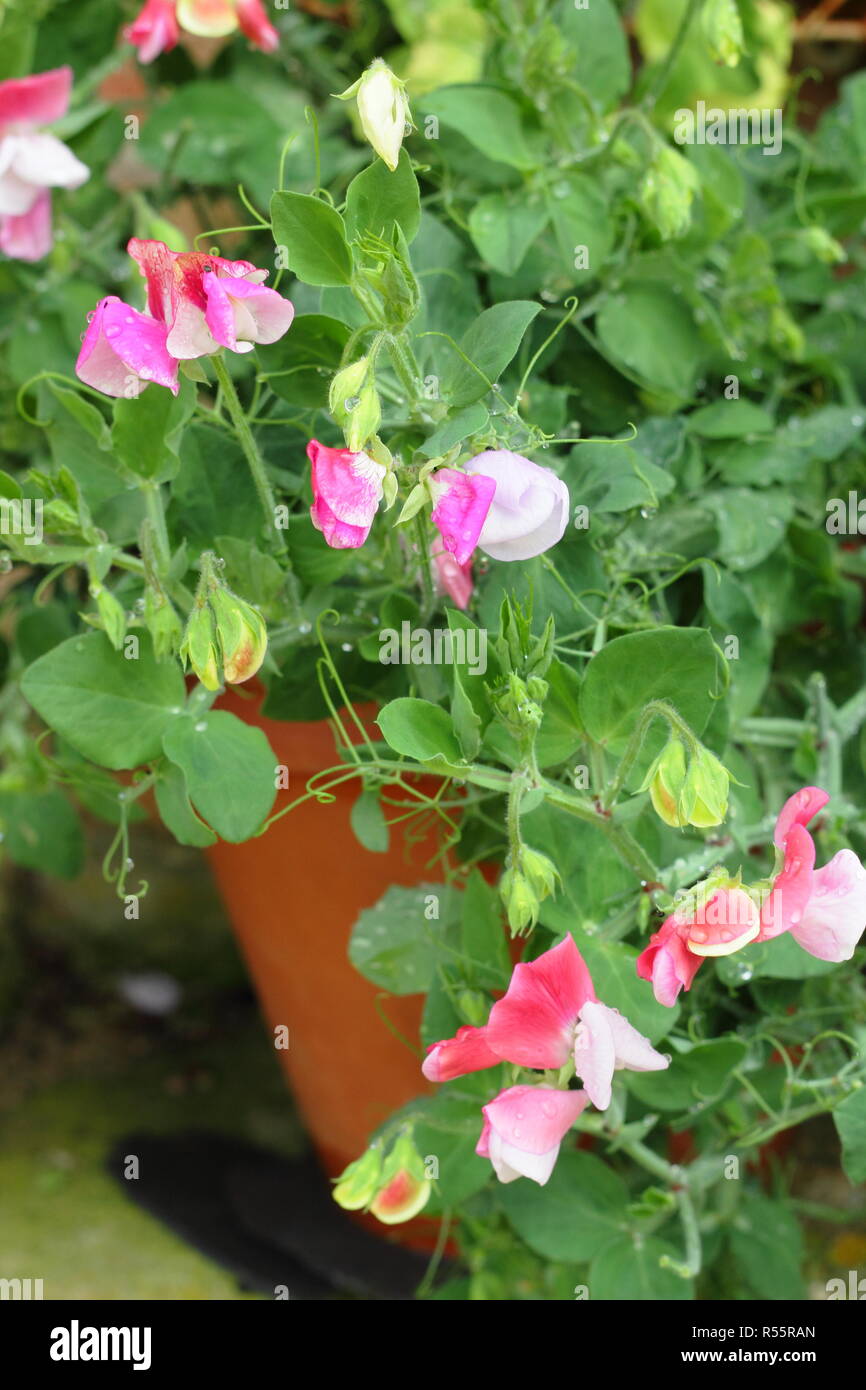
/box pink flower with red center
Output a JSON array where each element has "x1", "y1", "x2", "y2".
[
  {"x1": 124, "y1": 0, "x2": 279, "y2": 62},
  {"x1": 0, "y1": 67, "x2": 89, "y2": 262},
  {"x1": 423, "y1": 935, "x2": 668, "y2": 1185},
  {"x1": 307, "y1": 440, "x2": 386, "y2": 549},
  {"x1": 75, "y1": 296, "x2": 180, "y2": 398},
  {"x1": 127, "y1": 239, "x2": 294, "y2": 359},
  {"x1": 636, "y1": 786, "x2": 866, "y2": 1006}
]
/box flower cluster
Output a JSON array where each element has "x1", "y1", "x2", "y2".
[
  {"x1": 637, "y1": 786, "x2": 866, "y2": 1006},
  {"x1": 0, "y1": 67, "x2": 89, "y2": 262},
  {"x1": 423, "y1": 935, "x2": 668, "y2": 1186},
  {"x1": 125, "y1": 0, "x2": 279, "y2": 63},
  {"x1": 76, "y1": 239, "x2": 295, "y2": 398}
]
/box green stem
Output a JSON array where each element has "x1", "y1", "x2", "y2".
[
  {"x1": 641, "y1": 0, "x2": 703, "y2": 112},
  {"x1": 143, "y1": 483, "x2": 170, "y2": 575},
  {"x1": 603, "y1": 699, "x2": 697, "y2": 812}
]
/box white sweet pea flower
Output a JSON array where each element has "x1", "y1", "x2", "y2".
[{"x1": 339, "y1": 60, "x2": 412, "y2": 172}]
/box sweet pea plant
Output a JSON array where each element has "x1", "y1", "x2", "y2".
[{"x1": 2, "y1": 0, "x2": 866, "y2": 1300}]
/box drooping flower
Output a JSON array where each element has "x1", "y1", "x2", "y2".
[
  {"x1": 464, "y1": 450, "x2": 570, "y2": 562},
  {"x1": 431, "y1": 536, "x2": 473, "y2": 610},
  {"x1": 75, "y1": 296, "x2": 179, "y2": 398},
  {"x1": 338, "y1": 60, "x2": 412, "y2": 172},
  {"x1": 307, "y1": 440, "x2": 386, "y2": 549},
  {"x1": 637, "y1": 786, "x2": 866, "y2": 1006},
  {"x1": 423, "y1": 937, "x2": 669, "y2": 1111},
  {"x1": 476, "y1": 1085, "x2": 589, "y2": 1185},
  {"x1": 429, "y1": 468, "x2": 496, "y2": 567},
  {"x1": 127, "y1": 239, "x2": 294, "y2": 359},
  {"x1": 124, "y1": 0, "x2": 279, "y2": 63},
  {"x1": 0, "y1": 67, "x2": 89, "y2": 262}
]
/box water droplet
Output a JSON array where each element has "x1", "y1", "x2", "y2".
[
  {"x1": 194, "y1": 720, "x2": 208, "y2": 732},
  {"x1": 341, "y1": 641, "x2": 352, "y2": 652},
  {"x1": 343, "y1": 396, "x2": 360, "y2": 412},
  {"x1": 298, "y1": 621, "x2": 312, "y2": 635}
]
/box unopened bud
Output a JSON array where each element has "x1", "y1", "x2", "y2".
[
  {"x1": 180, "y1": 602, "x2": 221, "y2": 691},
  {"x1": 209, "y1": 586, "x2": 268, "y2": 685},
  {"x1": 702, "y1": 0, "x2": 744, "y2": 67},
  {"x1": 800, "y1": 225, "x2": 845, "y2": 265},
  {"x1": 144, "y1": 588, "x2": 183, "y2": 663},
  {"x1": 500, "y1": 864, "x2": 540, "y2": 936},
  {"x1": 640, "y1": 145, "x2": 699, "y2": 241},
  {"x1": 332, "y1": 1144, "x2": 383, "y2": 1211},
  {"x1": 339, "y1": 59, "x2": 412, "y2": 172},
  {"x1": 369, "y1": 1132, "x2": 431, "y2": 1225}
]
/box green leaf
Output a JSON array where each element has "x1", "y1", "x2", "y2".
[
  {"x1": 344, "y1": 149, "x2": 420, "y2": 244},
  {"x1": 257, "y1": 314, "x2": 351, "y2": 408},
  {"x1": 590, "y1": 1236, "x2": 693, "y2": 1300},
  {"x1": 572, "y1": 927, "x2": 677, "y2": 1045},
  {"x1": 21, "y1": 632, "x2": 186, "y2": 770},
  {"x1": 410, "y1": 1090, "x2": 492, "y2": 1209},
  {"x1": 573, "y1": 440, "x2": 675, "y2": 514},
  {"x1": 628, "y1": 1037, "x2": 746, "y2": 1110},
  {"x1": 46, "y1": 381, "x2": 110, "y2": 447},
  {"x1": 833, "y1": 1087, "x2": 866, "y2": 1184},
  {"x1": 161, "y1": 710, "x2": 277, "y2": 843},
  {"x1": 468, "y1": 193, "x2": 549, "y2": 275},
  {"x1": 270, "y1": 192, "x2": 353, "y2": 286},
  {"x1": 440, "y1": 300, "x2": 542, "y2": 409},
  {"x1": 348, "y1": 883, "x2": 459, "y2": 994},
  {"x1": 554, "y1": 0, "x2": 631, "y2": 110},
  {"x1": 536, "y1": 658, "x2": 584, "y2": 766},
  {"x1": 376, "y1": 697, "x2": 463, "y2": 764},
  {"x1": 687, "y1": 399, "x2": 774, "y2": 439},
  {"x1": 0, "y1": 788, "x2": 84, "y2": 879},
  {"x1": 730, "y1": 1192, "x2": 805, "y2": 1300},
  {"x1": 418, "y1": 402, "x2": 489, "y2": 457},
  {"x1": 111, "y1": 377, "x2": 196, "y2": 482},
  {"x1": 461, "y1": 869, "x2": 510, "y2": 990},
  {"x1": 501, "y1": 1149, "x2": 629, "y2": 1261},
  {"x1": 596, "y1": 282, "x2": 707, "y2": 400},
  {"x1": 579, "y1": 626, "x2": 726, "y2": 760},
  {"x1": 349, "y1": 787, "x2": 390, "y2": 853},
  {"x1": 451, "y1": 667, "x2": 482, "y2": 760},
  {"x1": 154, "y1": 761, "x2": 217, "y2": 848},
  {"x1": 424, "y1": 86, "x2": 539, "y2": 170},
  {"x1": 707, "y1": 488, "x2": 793, "y2": 571}
]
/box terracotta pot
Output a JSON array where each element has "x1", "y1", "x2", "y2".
[{"x1": 207, "y1": 690, "x2": 438, "y2": 1179}]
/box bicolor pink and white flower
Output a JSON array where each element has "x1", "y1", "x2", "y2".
[
  {"x1": 430, "y1": 451, "x2": 569, "y2": 566},
  {"x1": 307, "y1": 440, "x2": 386, "y2": 549},
  {"x1": 423, "y1": 935, "x2": 668, "y2": 1185},
  {"x1": 637, "y1": 786, "x2": 866, "y2": 1006},
  {"x1": 0, "y1": 67, "x2": 89, "y2": 262},
  {"x1": 477, "y1": 1085, "x2": 589, "y2": 1185},
  {"x1": 128, "y1": 239, "x2": 294, "y2": 359},
  {"x1": 75, "y1": 296, "x2": 180, "y2": 398},
  {"x1": 125, "y1": 0, "x2": 279, "y2": 62}
]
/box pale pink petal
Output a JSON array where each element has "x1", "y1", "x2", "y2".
[
  {"x1": 431, "y1": 541, "x2": 473, "y2": 609},
  {"x1": 0, "y1": 190, "x2": 52, "y2": 261},
  {"x1": 307, "y1": 439, "x2": 385, "y2": 549},
  {"x1": 429, "y1": 468, "x2": 496, "y2": 567},
  {"x1": 773, "y1": 786, "x2": 829, "y2": 849},
  {"x1": 236, "y1": 0, "x2": 281, "y2": 50},
  {"x1": 683, "y1": 887, "x2": 761, "y2": 957},
  {"x1": 204, "y1": 272, "x2": 294, "y2": 349},
  {"x1": 758, "y1": 823, "x2": 815, "y2": 941},
  {"x1": 166, "y1": 294, "x2": 217, "y2": 359},
  {"x1": 789, "y1": 848, "x2": 866, "y2": 962},
  {"x1": 0, "y1": 68, "x2": 72, "y2": 129},
  {"x1": 8, "y1": 132, "x2": 89, "y2": 190},
  {"x1": 466, "y1": 449, "x2": 570, "y2": 562},
  {"x1": 75, "y1": 296, "x2": 179, "y2": 398},
  {"x1": 479, "y1": 1085, "x2": 587, "y2": 1185},
  {"x1": 576, "y1": 1000, "x2": 667, "y2": 1111},
  {"x1": 486, "y1": 935, "x2": 595, "y2": 1069},
  {"x1": 124, "y1": 0, "x2": 180, "y2": 62},
  {"x1": 202, "y1": 271, "x2": 237, "y2": 350},
  {"x1": 422, "y1": 1025, "x2": 499, "y2": 1082}
]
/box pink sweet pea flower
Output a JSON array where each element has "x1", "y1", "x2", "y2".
[
  {"x1": 429, "y1": 468, "x2": 496, "y2": 567},
  {"x1": 476, "y1": 1085, "x2": 589, "y2": 1186},
  {"x1": 636, "y1": 886, "x2": 761, "y2": 1009},
  {"x1": 464, "y1": 449, "x2": 569, "y2": 562},
  {"x1": 637, "y1": 786, "x2": 866, "y2": 1006},
  {"x1": 126, "y1": 0, "x2": 278, "y2": 62},
  {"x1": 127, "y1": 239, "x2": 294, "y2": 359},
  {"x1": 307, "y1": 439, "x2": 386, "y2": 549},
  {"x1": 423, "y1": 935, "x2": 668, "y2": 1112},
  {"x1": 0, "y1": 67, "x2": 89, "y2": 262},
  {"x1": 431, "y1": 537, "x2": 474, "y2": 609},
  {"x1": 75, "y1": 296, "x2": 180, "y2": 398},
  {"x1": 124, "y1": 0, "x2": 180, "y2": 61}
]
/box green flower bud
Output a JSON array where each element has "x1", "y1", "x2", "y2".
[
  {"x1": 681, "y1": 746, "x2": 730, "y2": 827},
  {"x1": 456, "y1": 988, "x2": 490, "y2": 1027},
  {"x1": 369, "y1": 1131, "x2": 431, "y2": 1225},
  {"x1": 500, "y1": 864, "x2": 540, "y2": 936},
  {"x1": 800, "y1": 225, "x2": 846, "y2": 265},
  {"x1": 494, "y1": 673, "x2": 544, "y2": 738},
  {"x1": 521, "y1": 846, "x2": 561, "y2": 901},
  {"x1": 332, "y1": 1144, "x2": 383, "y2": 1212},
  {"x1": 769, "y1": 304, "x2": 805, "y2": 361},
  {"x1": 703, "y1": 0, "x2": 745, "y2": 67},
  {"x1": 209, "y1": 585, "x2": 268, "y2": 686},
  {"x1": 180, "y1": 602, "x2": 221, "y2": 691},
  {"x1": 338, "y1": 60, "x2": 412, "y2": 172},
  {"x1": 89, "y1": 581, "x2": 126, "y2": 651},
  {"x1": 640, "y1": 145, "x2": 699, "y2": 241}
]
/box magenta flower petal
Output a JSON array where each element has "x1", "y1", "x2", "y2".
[
  {"x1": 431, "y1": 539, "x2": 473, "y2": 609},
  {"x1": 429, "y1": 468, "x2": 496, "y2": 567},
  {"x1": 236, "y1": 0, "x2": 281, "y2": 50},
  {"x1": 758, "y1": 822, "x2": 816, "y2": 941},
  {"x1": 0, "y1": 67, "x2": 72, "y2": 129},
  {"x1": 124, "y1": 0, "x2": 181, "y2": 62},
  {"x1": 486, "y1": 935, "x2": 596, "y2": 1069},
  {"x1": 75, "y1": 296, "x2": 179, "y2": 398},
  {"x1": 421, "y1": 1025, "x2": 500, "y2": 1083},
  {"x1": 636, "y1": 915, "x2": 704, "y2": 1007},
  {"x1": 477, "y1": 1085, "x2": 588, "y2": 1185},
  {"x1": 307, "y1": 439, "x2": 385, "y2": 549}
]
